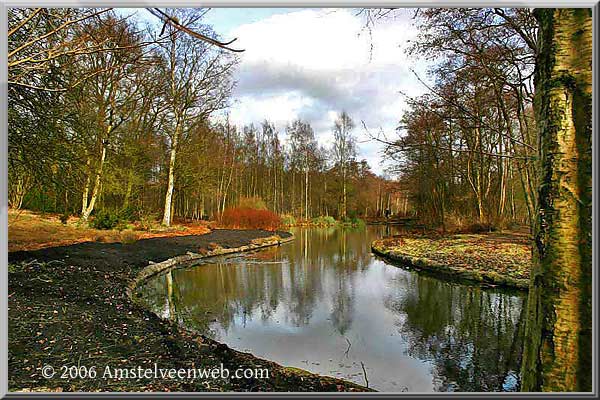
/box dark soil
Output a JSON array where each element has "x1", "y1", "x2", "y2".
[{"x1": 8, "y1": 229, "x2": 369, "y2": 392}]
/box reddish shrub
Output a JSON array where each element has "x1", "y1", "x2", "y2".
[{"x1": 219, "y1": 207, "x2": 281, "y2": 231}]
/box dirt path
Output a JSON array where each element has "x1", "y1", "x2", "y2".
[{"x1": 8, "y1": 230, "x2": 369, "y2": 392}]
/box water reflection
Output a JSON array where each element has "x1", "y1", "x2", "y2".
[{"x1": 138, "y1": 226, "x2": 526, "y2": 392}]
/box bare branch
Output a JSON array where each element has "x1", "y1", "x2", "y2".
[
  {"x1": 8, "y1": 8, "x2": 113, "y2": 59},
  {"x1": 8, "y1": 80, "x2": 66, "y2": 92},
  {"x1": 409, "y1": 68, "x2": 536, "y2": 151},
  {"x1": 146, "y1": 8, "x2": 245, "y2": 53},
  {"x1": 361, "y1": 120, "x2": 533, "y2": 161},
  {"x1": 8, "y1": 8, "x2": 43, "y2": 37}
]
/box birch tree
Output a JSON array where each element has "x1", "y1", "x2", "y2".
[
  {"x1": 520, "y1": 8, "x2": 592, "y2": 392},
  {"x1": 332, "y1": 112, "x2": 357, "y2": 219},
  {"x1": 78, "y1": 17, "x2": 144, "y2": 220},
  {"x1": 288, "y1": 120, "x2": 317, "y2": 220},
  {"x1": 156, "y1": 9, "x2": 237, "y2": 226}
]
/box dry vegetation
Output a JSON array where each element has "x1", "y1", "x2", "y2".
[
  {"x1": 8, "y1": 209, "x2": 211, "y2": 252},
  {"x1": 372, "y1": 231, "x2": 532, "y2": 289},
  {"x1": 218, "y1": 207, "x2": 282, "y2": 231}
]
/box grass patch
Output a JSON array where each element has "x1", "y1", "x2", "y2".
[
  {"x1": 372, "y1": 231, "x2": 532, "y2": 289},
  {"x1": 281, "y1": 214, "x2": 297, "y2": 226},
  {"x1": 311, "y1": 216, "x2": 337, "y2": 226},
  {"x1": 8, "y1": 209, "x2": 212, "y2": 252}
]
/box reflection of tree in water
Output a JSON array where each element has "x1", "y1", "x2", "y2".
[
  {"x1": 138, "y1": 226, "x2": 526, "y2": 391},
  {"x1": 384, "y1": 275, "x2": 526, "y2": 391},
  {"x1": 331, "y1": 282, "x2": 354, "y2": 335},
  {"x1": 329, "y1": 229, "x2": 356, "y2": 335},
  {"x1": 138, "y1": 226, "x2": 377, "y2": 338}
]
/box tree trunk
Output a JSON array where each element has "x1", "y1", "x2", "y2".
[
  {"x1": 9, "y1": 174, "x2": 30, "y2": 210},
  {"x1": 81, "y1": 157, "x2": 91, "y2": 216},
  {"x1": 305, "y1": 159, "x2": 309, "y2": 220},
  {"x1": 342, "y1": 166, "x2": 347, "y2": 219},
  {"x1": 81, "y1": 134, "x2": 108, "y2": 221},
  {"x1": 222, "y1": 145, "x2": 236, "y2": 213},
  {"x1": 162, "y1": 123, "x2": 180, "y2": 226},
  {"x1": 123, "y1": 168, "x2": 134, "y2": 209},
  {"x1": 291, "y1": 171, "x2": 296, "y2": 216},
  {"x1": 521, "y1": 8, "x2": 592, "y2": 392}
]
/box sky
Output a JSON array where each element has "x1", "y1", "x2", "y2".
[{"x1": 126, "y1": 8, "x2": 431, "y2": 176}]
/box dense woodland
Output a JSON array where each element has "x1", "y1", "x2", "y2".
[
  {"x1": 8, "y1": 8, "x2": 399, "y2": 227},
  {"x1": 7, "y1": 8, "x2": 547, "y2": 232},
  {"x1": 380, "y1": 8, "x2": 538, "y2": 231}
]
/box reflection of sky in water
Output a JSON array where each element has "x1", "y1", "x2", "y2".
[{"x1": 138, "y1": 226, "x2": 526, "y2": 392}]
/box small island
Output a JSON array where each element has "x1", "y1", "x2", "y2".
[{"x1": 372, "y1": 231, "x2": 531, "y2": 290}]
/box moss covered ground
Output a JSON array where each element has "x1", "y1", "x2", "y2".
[{"x1": 372, "y1": 232, "x2": 531, "y2": 289}]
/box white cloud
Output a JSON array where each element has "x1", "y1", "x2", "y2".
[{"x1": 225, "y1": 8, "x2": 430, "y2": 175}]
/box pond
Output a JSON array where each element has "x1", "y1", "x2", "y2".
[{"x1": 137, "y1": 226, "x2": 527, "y2": 392}]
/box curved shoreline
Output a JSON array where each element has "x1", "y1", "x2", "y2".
[
  {"x1": 9, "y1": 230, "x2": 370, "y2": 392},
  {"x1": 126, "y1": 234, "x2": 294, "y2": 300},
  {"x1": 126, "y1": 232, "x2": 372, "y2": 392},
  {"x1": 371, "y1": 240, "x2": 530, "y2": 290}
]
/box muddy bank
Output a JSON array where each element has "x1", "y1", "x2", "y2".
[
  {"x1": 372, "y1": 233, "x2": 531, "y2": 290},
  {"x1": 8, "y1": 229, "x2": 369, "y2": 392}
]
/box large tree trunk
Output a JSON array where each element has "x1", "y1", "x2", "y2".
[
  {"x1": 163, "y1": 31, "x2": 179, "y2": 227},
  {"x1": 521, "y1": 8, "x2": 592, "y2": 392}
]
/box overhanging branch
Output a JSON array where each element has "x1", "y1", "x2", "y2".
[{"x1": 146, "y1": 8, "x2": 245, "y2": 53}]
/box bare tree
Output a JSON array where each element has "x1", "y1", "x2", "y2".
[
  {"x1": 8, "y1": 8, "x2": 242, "y2": 92},
  {"x1": 69, "y1": 16, "x2": 144, "y2": 220},
  {"x1": 155, "y1": 9, "x2": 237, "y2": 226},
  {"x1": 332, "y1": 112, "x2": 357, "y2": 219},
  {"x1": 288, "y1": 120, "x2": 317, "y2": 220}
]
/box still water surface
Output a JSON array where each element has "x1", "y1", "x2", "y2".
[{"x1": 138, "y1": 226, "x2": 526, "y2": 392}]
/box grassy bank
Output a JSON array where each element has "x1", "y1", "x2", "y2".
[
  {"x1": 372, "y1": 232, "x2": 531, "y2": 290},
  {"x1": 8, "y1": 229, "x2": 369, "y2": 392},
  {"x1": 8, "y1": 209, "x2": 211, "y2": 252}
]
